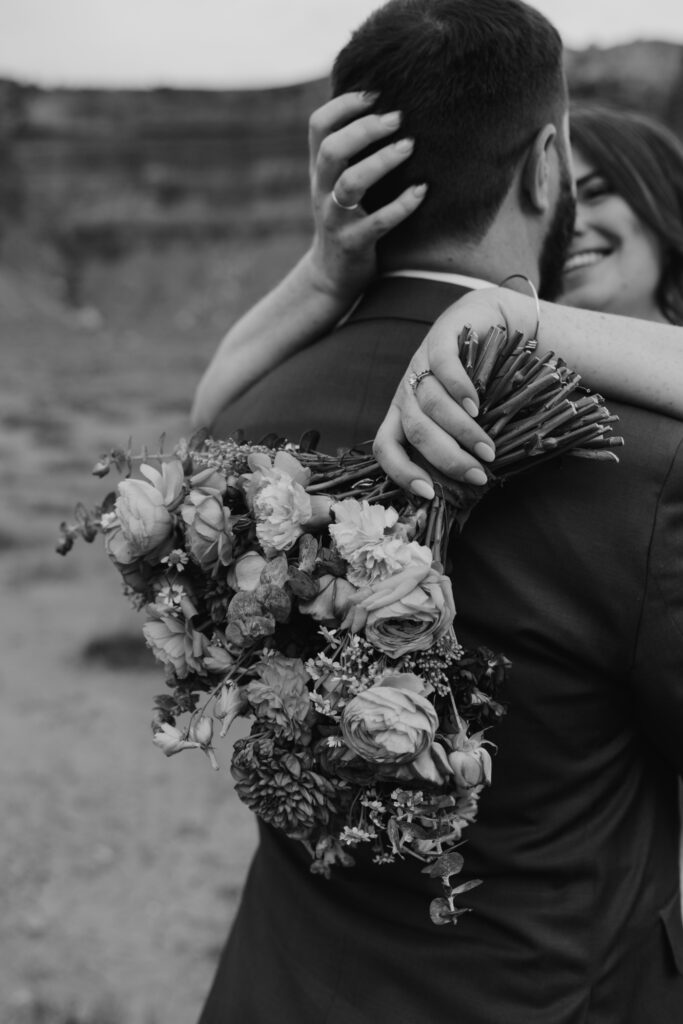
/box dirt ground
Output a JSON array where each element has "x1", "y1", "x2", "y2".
[{"x1": 0, "y1": 237, "x2": 304, "y2": 1024}]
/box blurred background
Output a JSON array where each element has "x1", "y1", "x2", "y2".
[{"x1": 2, "y1": 2, "x2": 683, "y2": 1021}]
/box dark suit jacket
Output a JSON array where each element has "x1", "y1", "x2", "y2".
[{"x1": 201, "y1": 277, "x2": 683, "y2": 1024}]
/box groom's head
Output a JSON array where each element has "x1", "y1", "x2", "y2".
[{"x1": 332, "y1": 0, "x2": 574, "y2": 296}]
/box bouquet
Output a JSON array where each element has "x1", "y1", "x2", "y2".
[{"x1": 58, "y1": 326, "x2": 622, "y2": 925}]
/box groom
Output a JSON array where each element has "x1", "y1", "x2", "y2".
[{"x1": 202, "y1": 2, "x2": 683, "y2": 1022}]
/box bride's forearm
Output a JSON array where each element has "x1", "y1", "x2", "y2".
[
  {"x1": 431, "y1": 288, "x2": 683, "y2": 418},
  {"x1": 190, "y1": 249, "x2": 354, "y2": 428}
]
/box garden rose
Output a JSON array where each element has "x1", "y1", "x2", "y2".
[
  {"x1": 182, "y1": 492, "x2": 234, "y2": 572},
  {"x1": 339, "y1": 543, "x2": 455, "y2": 658},
  {"x1": 363, "y1": 567, "x2": 455, "y2": 657},
  {"x1": 340, "y1": 685, "x2": 438, "y2": 766},
  {"x1": 111, "y1": 460, "x2": 185, "y2": 562}
]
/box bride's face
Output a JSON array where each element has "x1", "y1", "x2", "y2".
[{"x1": 559, "y1": 147, "x2": 666, "y2": 321}]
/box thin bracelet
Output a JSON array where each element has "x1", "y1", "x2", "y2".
[{"x1": 498, "y1": 273, "x2": 542, "y2": 341}]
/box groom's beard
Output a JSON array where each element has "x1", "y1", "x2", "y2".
[{"x1": 538, "y1": 169, "x2": 576, "y2": 302}]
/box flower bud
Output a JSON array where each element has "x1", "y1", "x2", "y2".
[{"x1": 151, "y1": 722, "x2": 199, "y2": 757}]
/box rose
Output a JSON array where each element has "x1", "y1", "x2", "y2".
[
  {"x1": 182, "y1": 492, "x2": 233, "y2": 572},
  {"x1": 341, "y1": 549, "x2": 455, "y2": 658},
  {"x1": 110, "y1": 460, "x2": 185, "y2": 563},
  {"x1": 364, "y1": 568, "x2": 455, "y2": 657},
  {"x1": 299, "y1": 574, "x2": 357, "y2": 623},
  {"x1": 242, "y1": 451, "x2": 331, "y2": 555},
  {"x1": 340, "y1": 684, "x2": 438, "y2": 766},
  {"x1": 142, "y1": 608, "x2": 207, "y2": 678}
]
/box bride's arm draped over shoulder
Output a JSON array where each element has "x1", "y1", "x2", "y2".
[
  {"x1": 374, "y1": 286, "x2": 683, "y2": 493},
  {"x1": 190, "y1": 92, "x2": 426, "y2": 429}
]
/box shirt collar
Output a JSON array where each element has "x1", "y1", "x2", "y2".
[{"x1": 382, "y1": 269, "x2": 494, "y2": 290}]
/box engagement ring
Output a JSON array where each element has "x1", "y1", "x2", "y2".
[{"x1": 407, "y1": 369, "x2": 433, "y2": 393}]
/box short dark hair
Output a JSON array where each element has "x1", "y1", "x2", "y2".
[
  {"x1": 570, "y1": 105, "x2": 683, "y2": 325},
  {"x1": 331, "y1": 0, "x2": 566, "y2": 253}
]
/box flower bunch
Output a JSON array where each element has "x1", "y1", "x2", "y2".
[{"x1": 58, "y1": 324, "x2": 622, "y2": 924}]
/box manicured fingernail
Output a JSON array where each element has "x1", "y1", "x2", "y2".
[
  {"x1": 395, "y1": 137, "x2": 414, "y2": 152},
  {"x1": 381, "y1": 110, "x2": 402, "y2": 127},
  {"x1": 412, "y1": 183, "x2": 428, "y2": 198},
  {"x1": 410, "y1": 479, "x2": 435, "y2": 500},
  {"x1": 464, "y1": 468, "x2": 488, "y2": 486},
  {"x1": 361, "y1": 90, "x2": 379, "y2": 102},
  {"x1": 462, "y1": 397, "x2": 479, "y2": 418},
  {"x1": 474, "y1": 441, "x2": 495, "y2": 463}
]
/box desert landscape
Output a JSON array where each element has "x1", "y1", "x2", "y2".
[{"x1": 2, "y1": 41, "x2": 683, "y2": 1023}]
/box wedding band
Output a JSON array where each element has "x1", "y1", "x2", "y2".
[
  {"x1": 331, "y1": 188, "x2": 360, "y2": 211},
  {"x1": 408, "y1": 369, "x2": 433, "y2": 393}
]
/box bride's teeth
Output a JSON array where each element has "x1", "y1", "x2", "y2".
[{"x1": 564, "y1": 251, "x2": 606, "y2": 272}]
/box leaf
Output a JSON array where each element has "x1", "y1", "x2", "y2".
[
  {"x1": 429, "y1": 898, "x2": 469, "y2": 926},
  {"x1": 287, "y1": 568, "x2": 319, "y2": 601},
  {"x1": 450, "y1": 878, "x2": 483, "y2": 896},
  {"x1": 421, "y1": 851, "x2": 464, "y2": 882}
]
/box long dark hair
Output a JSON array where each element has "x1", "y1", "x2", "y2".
[{"x1": 570, "y1": 105, "x2": 683, "y2": 325}]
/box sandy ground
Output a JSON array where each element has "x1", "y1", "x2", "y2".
[{"x1": 0, "y1": 249, "x2": 305, "y2": 1023}]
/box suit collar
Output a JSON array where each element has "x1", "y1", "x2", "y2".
[{"x1": 345, "y1": 276, "x2": 471, "y2": 326}]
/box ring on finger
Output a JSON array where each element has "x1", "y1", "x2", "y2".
[
  {"x1": 407, "y1": 369, "x2": 433, "y2": 393},
  {"x1": 331, "y1": 188, "x2": 360, "y2": 211}
]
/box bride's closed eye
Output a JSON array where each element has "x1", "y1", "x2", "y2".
[{"x1": 577, "y1": 173, "x2": 612, "y2": 203}]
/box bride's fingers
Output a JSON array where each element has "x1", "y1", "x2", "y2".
[
  {"x1": 373, "y1": 406, "x2": 436, "y2": 499},
  {"x1": 397, "y1": 391, "x2": 491, "y2": 485},
  {"x1": 410, "y1": 374, "x2": 495, "y2": 463},
  {"x1": 326, "y1": 183, "x2": 427, "y2": 247},
  {"x1": 315, "y1": 111, "x2": 403, "y2": 195},
  {"x1": 333, "y1": 137, "x2": 416, "y2": 211},
  {"x1": 308, "y1": 92, "x2": 379, "y2": 169}
]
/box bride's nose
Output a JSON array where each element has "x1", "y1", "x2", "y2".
[{"x1": 572, "y1": 201, "x2": 587, "y2": 236}]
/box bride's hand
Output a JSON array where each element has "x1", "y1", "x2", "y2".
[
  {"x1": 374, "y1": 290, "x2": 530, "y2": 497},
  {"x1": 306, "y1": 92, "x2": 427, "y2": 302}
]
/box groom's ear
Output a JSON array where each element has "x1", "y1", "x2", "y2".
[{"x1": 521, "y1": 124, "x2": 557, "y2": 214}]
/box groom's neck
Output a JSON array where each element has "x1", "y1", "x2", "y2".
[{"x1": 379, "y1": 219, "x2": 542, "y2": 291}]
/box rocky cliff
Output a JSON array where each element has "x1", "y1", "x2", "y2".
[{"x1": 1, "y1": 41, "x2": 682, "y2": 311}]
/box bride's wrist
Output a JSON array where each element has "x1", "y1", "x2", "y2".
[{"x1": 301, "y1": 245, "x2": 363, "y2": 308}]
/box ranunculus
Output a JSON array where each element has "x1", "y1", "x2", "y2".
[
  {"x1": 299, "y1": 574, "x2": 357, "y2": 623},
  {"x1": 242, "y1": 451, "x2": 331, "y2": 555},
  {"x1": 340, "y1": 685, "x2": 438, "y2": 766},
  {"x1": 182, "y1": 492, "x2": 233, "y2": 572},
  {"x1": 142, "y1": 609, "x2": 207, "y2": 678},
  {"x1": 112, "y1": 460, "x2": 185, "y2": 562}
]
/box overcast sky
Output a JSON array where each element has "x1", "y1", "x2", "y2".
[{"x1": 1, "y1": 0, "x2": 680, "y2": 89}]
